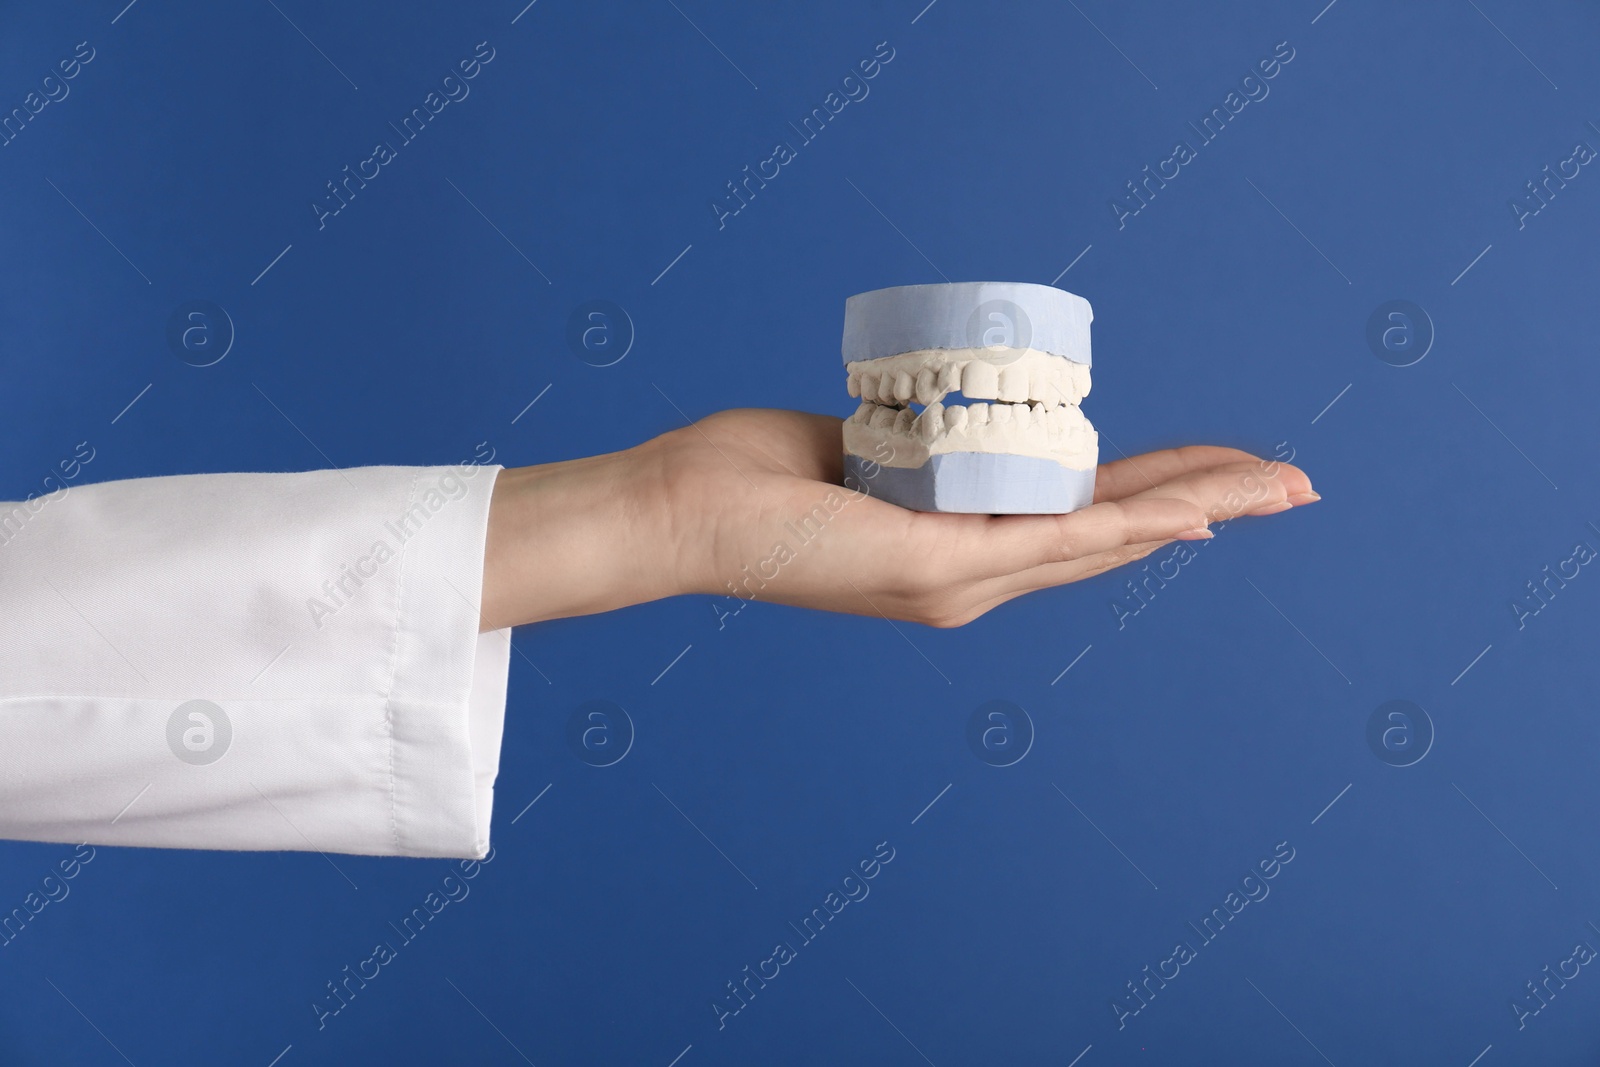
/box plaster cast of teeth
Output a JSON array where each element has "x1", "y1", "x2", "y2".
[
  {"x1": 839, "y1": 281, "x2": 1098, "y2": 514},
  {"x1": 845, "y1": 348, "x2": 1093, "y2": 407}
]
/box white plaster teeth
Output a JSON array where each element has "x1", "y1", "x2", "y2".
[
  {"x1": 998, "y1": 364, "x2": 1030, "y2": 403},
  {"x1": 891, "y1": 371, "x2": 912, "y2": 403},
  {"x1": 1027, "y1": 365, "x2": 1047, "y2": 405},
  {"x1": 842, "y1": 348, "x2": 1095, "y2": 472},
  {"x1": 938, "y1": 362, "x2": 961, "y2": 395},
  {"x1": 963, "y1": 361, "x2": 1000, "y2": 399},
  {"x1": 846, "y1": 349, "x2": 1090, "y2": 407}
]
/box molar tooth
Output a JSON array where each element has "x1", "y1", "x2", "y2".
[
  {"x1": 968, "y1": 403, "x2": 990, "y2": 427},
  {"x1": 998, "y1": 364, "x2": 1030, "y2": 403},
  {"x1": 919, "y1": 402, "x2": 943, "y2": 441},
  {"x1": 858, "y1": 372, "x2": 878, "y2": 402},
  {"x1": 854, "y1": 401, "x2": 874, "y2": 423},
  {"x1": 869, "y1": 406, "x2": 897, "y2": 430},
  {"x1": 894, "y1": 407, "x2": 917, "y2": 434},
  {"x1": 893, "y1": 371, "x2": 914, "y2": 402},
  {"x1": 877, "y1": 374, "x2": 899, "y2": 405},
  {"x1": 944, "y1": 404, "x2": 968, "y2": 433},
  {"x1": 963, "y1": 361, "x2": 999, "y2": 399},
  {"x1": 915, "y1": 367, "x2": 939, "y2": 405}
]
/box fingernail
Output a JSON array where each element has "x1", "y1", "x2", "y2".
[
  {"x1": 1176, "y1": 527, "x2": 1214, "y2": 540},
  {"x1": 1287, "y1": 491, "x2": 1321, "y2": 505},
  {"x1": 1253, "y1": 501, "x2": 1294, "y2": 515}
]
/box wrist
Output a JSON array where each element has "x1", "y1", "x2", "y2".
[{"x1": 479, "y1": 440, "x2": 690, "y2": 629}]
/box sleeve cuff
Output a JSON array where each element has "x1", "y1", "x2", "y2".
[{"x1": 383, "y1": 464, "x2": 512, "y2": 859}]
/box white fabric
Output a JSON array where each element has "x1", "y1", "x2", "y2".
[{"x1": 0, "y1": 464, "x2": 511, "y2": 859}]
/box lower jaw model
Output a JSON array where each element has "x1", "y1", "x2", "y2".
[{"x1": 839, "y1": 282, "x2": 1098, "y2": 514}]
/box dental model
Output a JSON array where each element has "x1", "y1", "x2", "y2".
[{"x1": 841, "y1": 281, "x2": 1097, "y2": 514}]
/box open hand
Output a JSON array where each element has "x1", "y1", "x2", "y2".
[{"x1": 480, "y1": 409, "x2": 1316, "y2": 629}]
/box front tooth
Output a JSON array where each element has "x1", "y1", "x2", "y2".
[
  {"x1": 1011, "y1": 403, "x2": 1030, "y2": 429},
  {"x1": 968, "y1": 403, "x2": 990, "y2": 427},
  {"x1": 894, "y1": 371, "x2": 914, "y2": 402},
  {"x1": 1074, "y1": 362, "x2": 1092, "y2": 400},
  {"x1": 854, "y1": 401, "x2": 874, "y2": 423},
  {"x1": 847, "y1": 373, "x2": 860, "y2": 399},
  {"x1": 963, "y1": 361, "x2": 999, "y2": 399},
  {"x1": 990, "y1": 403, "x2": 1012, "y2": 426},
  {"x1": 915, "y1": 367, "x2": 939, "y2": 405},
  {"x1": 998, "y1": 364, "x2": 1030, "y2": 403},
  {"x1": 894, "y1": 407, "x2": 916, "y2": 433},
  {"x1": 858, "y1": 372, "x2": 878, "y2": 402},
  {"x1": 938, "y1": 362, "x2": 961, "y2": 394},
  {"x1": 944, "y1": 404, "x2": 968, "y2": 433},
  {"x1": 870, "y1": 406, "x2": 897, "y2": 430},
  {"x1": 919, "y1": 402, "x2": 943, "y2": 441}
]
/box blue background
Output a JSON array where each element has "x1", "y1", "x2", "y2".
[{"x1": 3, "y1": 0, "x2": 1598, "y2": 1063}]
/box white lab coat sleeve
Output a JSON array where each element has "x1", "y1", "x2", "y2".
[{"x1": 0, "y1": 464, "x2": 512, "y2": 859}]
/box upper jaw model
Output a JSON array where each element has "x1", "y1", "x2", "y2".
[{"x1": 840, "y1": 281, "x2": 1098, "y2": 514}]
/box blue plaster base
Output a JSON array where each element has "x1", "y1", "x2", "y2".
[{"x1": 844, "y1": 451, "x2": 1097, "y2": 514}]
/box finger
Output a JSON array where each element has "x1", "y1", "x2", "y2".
[
  {"x1": 977, "y1": 459, "x2": 1318, "y2": 596},
  {"x1": 961, "y1": 496, "x2": 1212, "y2": 578},
  {"x1": 955, "y1": 455, "x2": 1314, "y2": 580},
  {"x1": 958, "y1": 538, "x2": 1177, "y2": 620},
  {"x1": 1118, "y1": 459, "x2": 1315, "y2": 522},
  {"x1": 988, "y1": 538, "x2": 1177, "y2": 599},
  {"x1": 981, "y1": 455, "x2": 1318, "y2": 599},
  {"x1": 1094, "y1": 446, "x2": 1313, "y2": 504}
]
